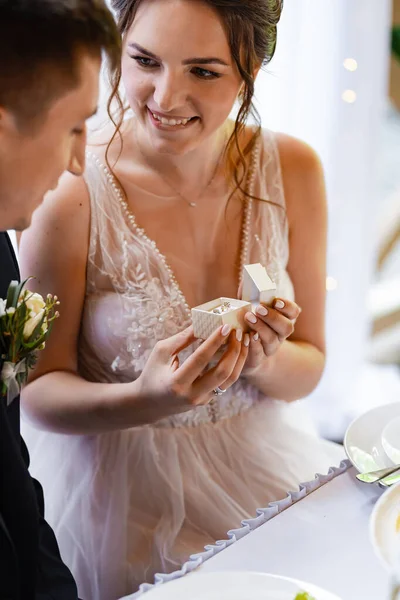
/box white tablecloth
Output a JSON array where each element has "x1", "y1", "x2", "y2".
[
  {"x1": 133, "y1": 461, "x2": 388, "y2": 599},
  {"x1": 198, "y1": 466, "x2": 386, "y2": 599}
]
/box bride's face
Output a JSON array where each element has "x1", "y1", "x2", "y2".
[{"x1": 121, "y1": 0, "x2": 243, "y2": 155}]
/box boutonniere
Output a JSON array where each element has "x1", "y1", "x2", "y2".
[{"x1": 0, "y1": 279, "x2": 60, "y2": 405}]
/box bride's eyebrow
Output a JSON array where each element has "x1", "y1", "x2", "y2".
[
  {"x1": 182, "y1": 57, "x2": 229, "y2": 66},
  {"x1": 128, "y1": 42, "x2": 229, "y2": 67},
  {"x1": 128, "y1": 43, "x2": 160, "y2": 60}
]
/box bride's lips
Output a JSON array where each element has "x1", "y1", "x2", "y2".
[{"x1": 147, "y1": 107, "x2": 199, "y2": 130}]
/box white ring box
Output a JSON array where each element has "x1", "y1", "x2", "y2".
[
  {"x1": 191, "y1": 264, "x2": 277, "y2": 339},
  {"x1": 191, "y1": 297, "x2": 252, "y2": 340},
  {"x1": 242, "y1": 263, "x2": 277, "y2": 309}
]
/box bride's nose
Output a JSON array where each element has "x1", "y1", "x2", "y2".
[{"x1": 153, "y1": 69, "x2": 187, "y2": 113}]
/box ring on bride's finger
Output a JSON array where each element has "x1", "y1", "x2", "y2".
[{"x1": 213, "y1": 387, "x2": 226, "y2": 396}]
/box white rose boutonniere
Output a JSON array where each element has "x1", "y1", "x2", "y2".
[
  {"x1": 0, "y1": 279, "x2": 60, "y2": 405},
  {"x1": 21, "y1": 291, "x2": 48, "y2": 339}
]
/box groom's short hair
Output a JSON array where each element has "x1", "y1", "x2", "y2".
[{"x1": 0, "y1": 0, "x2": 120, "y2": 131}]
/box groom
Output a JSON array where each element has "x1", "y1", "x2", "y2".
[{"x1": 0, "y1": 1, "x2": 120, "y2": 598}]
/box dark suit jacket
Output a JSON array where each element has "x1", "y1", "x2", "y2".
[{"x1": 0, "y1": 232, "x2": 80, "y2": 600}]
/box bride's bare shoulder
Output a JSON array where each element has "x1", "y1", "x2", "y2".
[
  {"x1": 273, "y1": 132, "x2": 326, "y2": 215},
  {"x1": 274, "y1": 132, "x2": 323, "y2": 177}
]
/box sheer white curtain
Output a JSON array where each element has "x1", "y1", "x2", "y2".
[{"x1": 254, "y1": 0, "x2": 392, "y2": 438}]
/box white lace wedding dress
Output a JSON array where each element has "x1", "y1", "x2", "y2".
[{"x1": 22, "y1": 129, "x2": 344, "y2": 600}]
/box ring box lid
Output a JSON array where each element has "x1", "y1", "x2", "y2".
[{"x1": 242, "y1": 263, "x2": 277, "y2": 307}]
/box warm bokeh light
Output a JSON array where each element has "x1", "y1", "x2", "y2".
[
  {"x1": 342, "y1": 89, "x2": 357, "y2": 103},
  {"x1": 343, "y1": 58, "x2": 358, "y2": 71}
]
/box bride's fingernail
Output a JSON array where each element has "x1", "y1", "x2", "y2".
[
  {"x1": 253, "y1": 333, "x2": 260, "y2": 342},
  {"x1": 221, "y1": 324, "x2": 231, "y2": 336},
  {"x1": 256, "y1": 306, "x2": 268, "y2": 317},
  {"x1": 236, "y1": 328, "x2": 243, "y2": 342},
  {"x1": 244, "y1": 333, "x2": 250, "y2": 347},
  {"x1": 275, "y1": 300, "x2": 285, "y2": 309},
  {"x1": 245, "y1": 312, "x2": 257, "y2": 324}
]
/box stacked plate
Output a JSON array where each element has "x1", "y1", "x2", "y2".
[
  {"x1": 344, "y1": 402, "x2": 400, "y2": 480},
  {"x1": 345, "y1": 402, "x2": 400, "y2": 574}
]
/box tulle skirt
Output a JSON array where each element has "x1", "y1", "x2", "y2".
[{"x1": 22, "y1": 399, "x2": 344, "y2": 600}]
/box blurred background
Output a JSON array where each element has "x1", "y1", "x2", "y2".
[
  {"x1": 11, "y1": 0, "x2": 400, "y2": 441},
  {"x1": 253, "y1": 0, "x2": 400, "y2": 440}
]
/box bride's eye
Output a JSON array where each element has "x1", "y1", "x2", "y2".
[
  {"x1": 132, "y1": 56, "x2": 159, "y2": 69},
  {"x1": 192, "y1": 67, "x2": 221, "y2": 80}
]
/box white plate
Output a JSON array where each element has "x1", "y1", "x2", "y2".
[
  {"x1": 370, "y1": 481, "x2": 400, "y2": 571},
  {"x1": 382, "y1": 416, "x2": 400, "y2": 465},
  {"x1": 142, "y1": 571, "x2": 341, "y2": 600},
  {"x1": 344, "y1": 402, "x2": 400, "y2": 474}
]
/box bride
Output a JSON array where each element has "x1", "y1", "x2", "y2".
[{"x1": 19, "y1": 0, "x2": 344, "y2": 598}]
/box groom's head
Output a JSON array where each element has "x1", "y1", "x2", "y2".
[{"x1": 0, "y1": 0, "x2": 120, "y2": 231}]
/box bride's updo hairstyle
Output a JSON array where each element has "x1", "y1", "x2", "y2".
[{"x1": 107, "y1": 0, "x2": 283, "y2": 199}]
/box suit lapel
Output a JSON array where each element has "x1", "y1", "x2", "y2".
[
  {"x1": 0, "y1": 231, "x2": 20, "y2": 565},
  {"x1": 0, "y1": 508, "x2": 17, "y2": 558},
  {"x1": 3, "y1": 232, "x2": 19, "y2": 277},
  {"x1": 0, "y1": 232, "x2": 20, "y2": 297}
]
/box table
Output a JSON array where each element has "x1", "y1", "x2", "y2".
[
  {"x1": 198, "y1": 466, "x2": 386, "y2": 599},
  {"x1": 134, "y1": 461, "x2": 388, "y2": 599}
]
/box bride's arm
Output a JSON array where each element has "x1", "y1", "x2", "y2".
[
  {"x1": 19, "y1": 172, "x2": 152, "y2": 434},
  {"x1": 243, "y1": 134, "x2": 327, "y2": 402},
  {"x1": 19, "y1": 172, "x2": 245, "y2": 434}
]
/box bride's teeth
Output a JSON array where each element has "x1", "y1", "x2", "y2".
[{"x1": 152, "y1": 112, "x2": 192, "y2": 126}]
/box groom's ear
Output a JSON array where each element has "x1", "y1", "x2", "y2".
[
  {"x1": 0, "y1": 106, "x2": 6, "y2": 130},
  {"x1": 0, "y1": 106, "x2": 18, "y2": 133},
  {"x1": 0, "y1": 103, "x2": 47, "y2": 139},
  {"x1": 0, "y1": 102, "x2": 45, "y2": 137},
  {"x1": 0, "y1": 106, "x2": 26, "y2": 147},
  {"x1": 0, "y1": 106, "x2": 14, "y2": 136}
]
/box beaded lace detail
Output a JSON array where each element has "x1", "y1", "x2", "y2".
[{"x1": 79, "y1": 129, "x2": 293, "y2": 428}]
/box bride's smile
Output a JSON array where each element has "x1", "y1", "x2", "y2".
[{"x1": 121, "y1": 0, "x2": 242, "y2": 158}]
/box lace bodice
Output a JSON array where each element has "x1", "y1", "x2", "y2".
[{"x1": 79, "y1": 128, "x2": 294, "y2": 427}]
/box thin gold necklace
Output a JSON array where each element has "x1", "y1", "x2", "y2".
[{"x1": 137, "y1": 138, "x2": 227, "y2": 208}]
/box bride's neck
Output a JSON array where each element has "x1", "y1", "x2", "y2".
[{"x1": 133, "y1": 121, "x2": 230, "y2": 190}]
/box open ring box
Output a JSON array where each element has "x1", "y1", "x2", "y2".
[{"x1": 192, "y1": 263, "x2": 277, "y2": 339}]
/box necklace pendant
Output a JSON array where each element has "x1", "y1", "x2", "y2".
[{"x1": 189, "y1": 202, "x2": 197, "y2": 208}]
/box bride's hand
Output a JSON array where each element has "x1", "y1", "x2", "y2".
[
  {"x1": 136, "y1": 325, "x2": 248, "y2": 414},
  {"x1": 242, "y1": 298, "x2": 301, "y2": 375}
]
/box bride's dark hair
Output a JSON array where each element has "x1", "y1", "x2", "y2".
[{"x1": 107, "y1": 0, "x2": 283, "y2": 199}]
